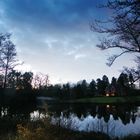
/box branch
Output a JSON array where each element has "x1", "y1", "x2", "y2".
[
  {"x1": 123, "y1": 66, "x2": 140, "y2": 83},
  {"x1": 97, "y1": 38, "x2": 139, "y2": 53},
  {"x1": 106, "y1": 50, "x2": 130, "y2": 66}
]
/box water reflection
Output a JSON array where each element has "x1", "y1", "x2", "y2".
[
  {"x1": 32, "y1": 103, "x2": 140, "y2": 138},
  {"x1": 1, "y1": 102, "x2": 140, "y2": 138},
  {"x1": 0, "y1": 104, "x2": 36, "y2": 122},
  {"x1": 45, "y1": 103, "x2": 138, "y2": 124}
]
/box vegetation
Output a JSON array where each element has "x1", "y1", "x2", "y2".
[
  {"x1": 0, "y1": 33, "x2": 19, "y2": 89},
  {"x1": 69, "y1": 96, "x2": 140, "y2": 104},
  {"x1": 0, "y1": 119, "x2": 110, "y2": 140},
  {"x1": 0, "y1": 119, "x2": 140, "y2": 140},
  {"x1": 36, "y1": 73, "x2": 140, "y2": 100}
]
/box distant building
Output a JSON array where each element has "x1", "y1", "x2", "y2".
[{"x1": 105, "y1": 85, "x2": 116, "y2": 96}]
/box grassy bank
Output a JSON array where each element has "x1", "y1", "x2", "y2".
[
  {"x1": 0, "y1": 119, "x2": 140, "y2": 140},
  {"x1": 67, "y1": 96, "x2": 140, "y2": 104},
  {"x1": 0, "y1": 119, "x2": 110, "y2": 140}
]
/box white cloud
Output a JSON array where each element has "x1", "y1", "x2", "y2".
[
  {"x1": 74, "y1": 54, "x2": 87, "y2": 60},
  {"x1": 66, "y1": 50, "x2": 76, "y2": 56}
]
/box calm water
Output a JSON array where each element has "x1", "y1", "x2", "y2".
[
  {"x1": 31, "y1": 103, "x2": 140, "y2": 138},
  {"x1": 1, "y1": 101, "x2": 140, "y2": 138}
]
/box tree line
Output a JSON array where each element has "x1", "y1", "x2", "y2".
[
  {"x1": 0, "y1": 33, "x2": 140, "y2": 101},
  {"x1": 38, "y1": 72, "x2": 139, "y2": 99},
  {"x1": 1, "y1": 68, "x2": 137, "y2": 99}
]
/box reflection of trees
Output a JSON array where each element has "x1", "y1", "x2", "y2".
[
  {"x1": 114, "y1": 105, "x2": 137, "y2": 125},
  {"x1": 0, "y1": 102, "x2": 36, "y2": 120},
  {"x1": 0, "y1": 100, "x2": 36, "y2": 134},
  {"x1": 46, "y1": 103, "x2": 138, "y2": 125}
]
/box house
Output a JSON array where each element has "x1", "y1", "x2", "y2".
[{"x1": 105, "y1": 85, "x2": 116, "y2": 96}]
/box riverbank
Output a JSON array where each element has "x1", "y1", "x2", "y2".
[
  {"x1": 67, "y1": 96, "x2": 140, "y2": 104},
  {"x1": 0, "y1": 119, "x2": 140, "y2": 140},
  {"x1": 0, "y1": 119, "x2": 110, "y2": 140}
]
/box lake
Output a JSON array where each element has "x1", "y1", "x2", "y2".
[
  {"x1": 1, "y1": 98, "x2": 140, "y2": 139},
  {"x1": 31, "y1": 102, "x2": 140, "y2": 138}
]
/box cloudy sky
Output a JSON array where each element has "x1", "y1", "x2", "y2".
[{"x1": 0, "y1": 0, "x2": 136, "y2": 84}]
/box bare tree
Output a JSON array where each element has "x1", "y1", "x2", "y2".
[
  {"x1": 33, "y1": 73, "x2": 49, "y2": 89},
  {"x1": 123, "y1": 56, "x2": 140, "y2": 87},
  {"x1": 0, "y1": 33, "x2": 18, "y2": 88},
  {"x1": 91, "y1": 0, "x2": 140, "y2": 66}
]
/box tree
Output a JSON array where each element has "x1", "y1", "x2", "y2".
[
  {"x1": 22, "y1": 72, "x2": 33, "y2": 90},
  {"x1": 89, "y1": 79, "x2": 96, "y2": 96},
  {"x1": 102, "y1": 75, "x2": 110, "y2": 95},
  {"x1": 81, "y1": 80, "x2": 88, "y2": 96},
  {"x1": 111, "y1": 77, "x2": 117, "y2": 87},
  {"x1": 110, "y1": 77, "x2": 117, "y2": 95},
  {"x1": 96, "y1": 76, "x2": 110, "y2": 96},
  {"x1": 91, "y1": 0, "x2": 140, "y2": 66},
  {"x1": 117, "y1": 73, "x2": 129, "y2": 96},
  {"x1": 123, "y1": 57, "x2": 140, "y2": 87},
  {"x1": 0, "y1": 33, "x2": 18, "y2": 88},
  {"x1": 102, "y1": 75, "x2": 109, "y2": 85},
  {"x1": 62, "y1": 83, "x2": 71, "y2": 99},
  {"x1": 73, "y1": 80, "x2": 88, "y2": 98},
  {"x1": 7, "y1": 70, "x2": 22, "y2": 89},
  {"x1": 33, "y1": 73, "x2": 49, "y2": 89},
  {"x1": 96, "y1": 78, "x2": 103, "y2": 96},
  {"x1": 128, "y1": 73, "x2": 135, "y2": 88},
  {"x1": 0, "y1": 74, "x2": 4, "y2": 88}
]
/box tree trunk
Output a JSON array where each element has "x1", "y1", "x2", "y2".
[
  {"x1": 3, "y1": 57, "x2": 9, "y2": 89},
  {"x1": 3, "y1": 67, "x2": 8, "y2": 89}
]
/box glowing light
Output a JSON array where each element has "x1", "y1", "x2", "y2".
[
  {"x1": 106, "y1": 93, "x2": 109, "y2": 97},
  {"x1": 106, "y1": 105, "x2": 110, "y2": 108}
]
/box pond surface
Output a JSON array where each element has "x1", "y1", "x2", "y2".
[
  {"x1": 31, "y1": 103, "x2": 140, "y2": 138},
  {"x1": 1, "y1": 100, "x2": 140, "y2": 138}
]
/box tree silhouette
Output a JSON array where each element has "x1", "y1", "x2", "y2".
[
  {"x1": 0, "y1": 74, "x2": 4, "y2": 88},
  {"x1": 33, "y1": 73, "x2": 49, "y2": 89},
  {"x1": 129, "y1": 73, "x2": 135, "y2": 88},
  {"x1": 123, "y1": 57, "x2": 140, "y2": 86},
  {"x1": 62, "y1": 83, "x2": 70, "y2": 99},
  {"x1": 91, "y1": 0, "x2": 140, "y2": 66},
  {"x1": 89, "y1": 79, "x2": 96, "y2": 96},
  {"x1": 96, "y1": 78, "x2": 103, "y2": 96},
  {"x1": 117, "y1": 73, "x2": 129, "y2": 96},
  {"x1": 0, "y1": 33, "x2": 18, "y2": 88},
  {"x1": 22, "y1": 72, "x2": 33, "y2": 90},
  {"x1": 7, "y1": 70, "x2": 21, "y2": 88}
]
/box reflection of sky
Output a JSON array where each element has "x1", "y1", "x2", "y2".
[
  {"x1": 31, "y1": 104, "x2": 140, "y2": 138},
  {"x1": 50, "y1": 114, "x2": 140, "y2": 138},
  {"x1": 0, "y1": 0, "x2": 136, "y2": 84}
]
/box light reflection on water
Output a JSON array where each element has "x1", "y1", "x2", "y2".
[{"x1": 30, "y1": 104, "x2": 140, "y2": 138}]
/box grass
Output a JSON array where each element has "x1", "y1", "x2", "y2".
[
  {"x1": 0, "y1": 119, "x2": 110, "y2": 140},
  {"x1": 1, "y1": 121, "x2": 140, "y2": 140},
  {"x1": 0, "y1": 118, "x2": 140, "y2": 140},
  {"x1": 67, "y1": 96, "x2": 140, "y2": 104}
]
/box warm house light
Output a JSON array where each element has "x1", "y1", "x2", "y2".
[
  {"x1": 111, "y1": 93, "x2": 115, "y2": 96},
  {"x1": 106, "y1": 93, "x2": 109, "y2": 97}
]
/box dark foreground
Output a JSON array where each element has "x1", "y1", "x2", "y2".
[
  {"x1": 0, "y1": 89, "x2": 140, "y2": 140},
  {"x1": 0, "y1": 118, "x2": 140, "y2": 140}
]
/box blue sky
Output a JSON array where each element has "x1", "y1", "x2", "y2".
[{"x1": 0, "y1": 0, "x2": 136, "y2": 84}]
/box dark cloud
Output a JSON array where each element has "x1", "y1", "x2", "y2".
[
  {"x1": 0, "y1": 0, "x2": 134, "y2": 84},
  {"x1": 1, "y1": 0, "x2": 106, "y2": 32}
]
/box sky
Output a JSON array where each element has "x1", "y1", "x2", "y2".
[{"x1": 0, "y1": 0, "x2": 136, "y2": 84}]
